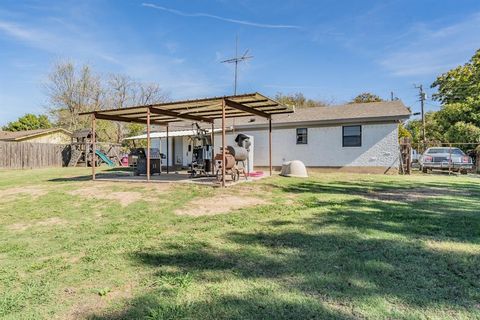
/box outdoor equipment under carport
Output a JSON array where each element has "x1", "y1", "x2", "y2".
[{"x1": 80, "y1": 92, "x2": 292, "y2": 187}]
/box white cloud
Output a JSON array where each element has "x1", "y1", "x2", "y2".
[
  {"x1": 0, "y1": 17, "x2": 224, "y2": 105},
  {"x1": 380, "y1": 13, "x2": 480, "y2": 77},
  {"x1": 142, "y1": 3, "x2": 301, "y2": 29},
  {"x1": 0, "y1": 18, "x2": 120, "y2": 66},
  {"x1": 0, "y1": 20, "x2": 57, "y2": 49}
]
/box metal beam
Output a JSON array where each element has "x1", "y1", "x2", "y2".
[
  {"x1": 146, "y1": 108, "x2": 151, "y2": 182},
  {"x1": 166, "y1": 123, "x2": 169, "y2": 174},
  {"x1": 222, "y1": 99, "x2": 226, "y2": 188},
  {"x1": 201, "y1": 107, "x2": 288, "y2": 119},
  {"x1": 224, "y1": 99, "x2": 271, "y2": 119},
  {"x1": 150, "y1": 107, "x2": 213, "y2": 123},
  {"x1": 269, "y1": 118, "x2": 272, "y2": 176},
  {"x1": 94, "y1": 113, "x2": 166, "y2": 126},
  {"x1": 211, "y1": 121, "x2": 215, "y2": 174},
  {"x1": 186, "y1": 104, "x2": 283, "y2": 117},
  {"x1": 92, "y1": 114, "x2": 96, "y2": 181}
]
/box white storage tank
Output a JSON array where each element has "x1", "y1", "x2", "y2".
[{"x1": 280, "y1": 160, "x2": 308, "y2": 178}]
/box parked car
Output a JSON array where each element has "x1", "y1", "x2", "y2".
[
  {"x1": 419, "y1": 147, "x2": 473, "y2": 174},
  {"x1": 411, "y1": 149, "x2": 420, "y2": 163}
]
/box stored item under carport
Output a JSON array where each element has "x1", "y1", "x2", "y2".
[
  {"x1": 189, "y1": 123, "x2": 213, "y2": 177},
  {"x1": 130, "y1": 148, "x2": 165, "y2": 176},
  {"x1": 215, "y1": 134, "x2": 251, "y2": 182}
]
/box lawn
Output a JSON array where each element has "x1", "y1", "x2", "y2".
[{"x1": 0, "y1": 168, "x2": 479, "y2": 319}]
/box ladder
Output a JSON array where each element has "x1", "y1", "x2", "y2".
[{"x1": 68, "y1": 148, "x2": 83, "y2": 167}]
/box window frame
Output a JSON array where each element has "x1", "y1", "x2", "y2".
[
  {"x1": 296, "y1": 128, "x2": 308, "y2": 145},
  {"x1": 342, "y1": 125, "x2": 362, "y2": 147}
]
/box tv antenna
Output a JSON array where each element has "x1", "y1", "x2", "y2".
[{"x1": 221, "y1": 36, "x2": 253, "y2": 95}]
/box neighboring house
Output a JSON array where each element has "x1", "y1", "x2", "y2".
[
  {"x1": 0, "y1": 128, "x2": 72, "y2": 144},
  {"x1": 127, "y1": 101, "x2": 411, "y2": 174}
]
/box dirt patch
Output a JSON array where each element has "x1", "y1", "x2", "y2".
[
  {"x1": 8, "y1": 217, "x2": 65, "y2": 232},
  {"x1": 0, "y1": 186, "x2": 48, "y2": 201},
  {"x1": 175, "y1": 194, "x2": 269, "y2": 216},
  {"x1": 62, "y1": 284, "x2": 134, "y2": 320},
  {"x1": 284, "y1": 193, "x2": 299, "y2": 205},
  {"x1": 362, "y1": 187, "x2": 470, "y2": 202},
  {"x1": 68, "y1": 184, "x2": 144, "y2": 207}
]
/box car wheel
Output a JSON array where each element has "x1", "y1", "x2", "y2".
[
  {"x1": 460, "y1": 170, "x2": 468, "y2": 175},
  {"x1": 422, "y1": 166, "x2": 428, "y2": 174}
]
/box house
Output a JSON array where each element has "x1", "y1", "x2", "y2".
[
  {"x1": 127, "y1": 100, "x2": 411, "y2": 174},
  {"x1": 0, "y1": 128, "x2": 72, "y2": 144}
]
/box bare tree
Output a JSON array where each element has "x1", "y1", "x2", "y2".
[
  {"x1": 105, "y1": 74, "x2": 137, "y2": 142},
  {"x1": 107, "y1": 74, "x2": 135, "y2": 109},
  {"x1": 45, "y1": 62, "x2": 168, "y2": 142},
  {"x1": 104, "y1": 75, "x2": 168, "y2": 142},
  {"x1": 136, "y1": 82, "x2": 168, "y2": 105},
  {"x1": 45, "y1": 61, "x2": 103, "y2": 130}
]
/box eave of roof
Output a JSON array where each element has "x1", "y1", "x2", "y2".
[{"x1": 0, "y1": 128, "x2": 72, "y2": 141}]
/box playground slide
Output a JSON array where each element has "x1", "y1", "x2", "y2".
[{"x1": 95, "y1": 150, "x2": 115, "y2": 167}]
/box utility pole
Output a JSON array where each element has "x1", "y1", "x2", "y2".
[
  {"x1": 414, "y1": 84, "x2": 426, "y2": 147},
  {"x1": 221, "y1": 36, "x2": 253, "y2": 95}
]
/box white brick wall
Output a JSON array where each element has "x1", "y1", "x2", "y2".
[{"x1": 213, "y1": 123, "x2": 400, "y2": 168}]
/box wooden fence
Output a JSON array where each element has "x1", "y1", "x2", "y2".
[{"x1": 0, "y1": 141, "x2": 70, "y2": 169}]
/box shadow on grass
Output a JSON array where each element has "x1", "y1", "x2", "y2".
[
  {"x1": 88, "y1": 178, "x2": 480, "y2": 319},
  {"x1": 48, "y1": 169, "x2": 133, "y2": 182},
  {"x1": 104, "y1": 167, "x2": 133, "y2": 173},
  {"x1": 48, "y1": 175, "x2": 92, "y2": 182},
  {"x1": 267, "y1": 178, "x2": 480, "y2": 196}
]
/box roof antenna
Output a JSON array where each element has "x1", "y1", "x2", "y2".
[{"x1": 221, "y1": 35, "x2": 253, "y2": 95}]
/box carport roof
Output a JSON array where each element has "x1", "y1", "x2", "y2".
[{"x1": 79, "y1": 92, "x2": 292, "y2": 125}]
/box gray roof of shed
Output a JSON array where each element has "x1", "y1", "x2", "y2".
[{"x1": 0, "y1": 128, "x2": 72, "y2": 141}]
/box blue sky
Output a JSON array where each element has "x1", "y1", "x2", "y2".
[{"x1": 1, "y1": 0, "x2": 480, "y2": 125}]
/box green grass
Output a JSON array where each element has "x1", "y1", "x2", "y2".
[{"x1": 0, "y1": 168, "x2": 479, "y2": 319}]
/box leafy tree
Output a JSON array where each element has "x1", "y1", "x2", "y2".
[
  {"x1": 122, "y1": 123, "x2": 147, "y2": 148},
  {"x1": 350, "y1": 92, "x2": 384, "y2": 104},
  {"x1": 445, "y1": 121, "x2": 480, "y2": 144},
  {"x1": 2, "y1": 114, "x2": 52, "y2": 131},
  {"x1": 405, "y1": 112, "x2": 444, "y2": 145},
  {"x1": 406, "y1": 49, "x2": 480, "y2": 146},
  {"x1": 398, "y1": 123, "x2": 412, "y2": 140},
  {"x1": 431, "y1": 49, "x2": 480, "y2": 104},
  {"x1": 434, "y1": 100, "x2": 480, "y2": 136},
  {"x1": 420, "y1": 49, "x2": 480, "y2": 145},
  {"x1": 275, "y1": 92, "x2": 328, "y2": 108}
]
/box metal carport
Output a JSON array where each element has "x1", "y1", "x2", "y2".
[{"x1": 80, "y1": 92, "x2": 292, "y2": 187}]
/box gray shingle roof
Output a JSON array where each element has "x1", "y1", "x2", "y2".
[
  {"x1": 225, "y1": 100, "x2": 410, "y2": 128},
  {"x1": 164, "y1": 100, "x2": 410, "y2": 131}
]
